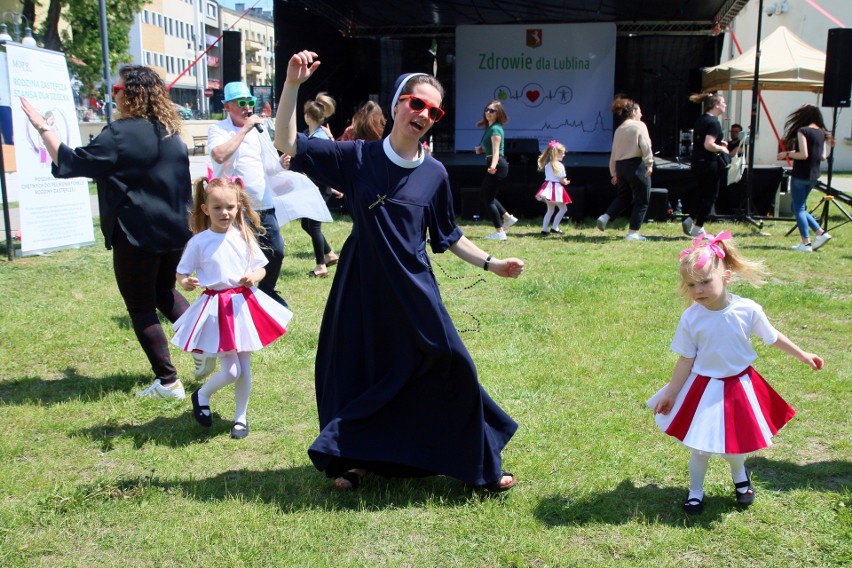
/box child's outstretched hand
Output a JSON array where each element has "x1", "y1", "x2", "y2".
[
  {"x1": 239, "y1": 275, "x2": 259, "y2": 288},
  {"x1": 802, "y1": 352, "x2": 824, "y2": 371},
  {"x1": 654, "y1": 395, "x2": 675, "y2": 415},
  {"x1": 178, "y1": 276, "x2": 199, "y2": 291}
]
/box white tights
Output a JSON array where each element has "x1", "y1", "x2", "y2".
[
  {"x1": 542, "y1": 202, "x2": 568, "y2": 232},
  {"x1": 688, "y1": 450, "x2": 748, "y2": 500},
  {"x1": 197, "y1": 350, "x2": 252, "y2": 425}
]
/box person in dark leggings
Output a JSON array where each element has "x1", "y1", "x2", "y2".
[
  {"x1": 22, "y1": 65, "x2": 194, "y2": 399},
  {"x1": 681, "y1": 92, "x2": 729, "y2": 238},
  {"x1": 596, "y1": 95, "x2": 654, "y2": 240},
  {"x1": 302, "y1": 92, "x2": 340, "y2": 277},
  {"x1": 475, "y1": 100, "x2": 517, "y2": 241}
]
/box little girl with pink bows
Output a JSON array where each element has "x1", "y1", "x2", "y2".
[
  {"x1": 534, "y1": 140, "x2": 571, "y2": 235},
  {"x1": 647, "y1": 231, "x2": 823, "y2": 514}
]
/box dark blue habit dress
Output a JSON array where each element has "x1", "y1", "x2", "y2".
[{"x1": 291, "y1": 134, "x2": 518, "y2": 487}]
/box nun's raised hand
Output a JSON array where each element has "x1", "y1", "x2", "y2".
[{"x1": 286, "y1": 50, "x2": 320, "y2": 85}]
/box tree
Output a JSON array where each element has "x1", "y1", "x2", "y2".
[{"x1": 33, "y1": 0, "x2": 146, "y2": 97}]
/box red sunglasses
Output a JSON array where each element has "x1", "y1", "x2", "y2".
[
  {"x1": 398, "y1": 95, "x2": 445, "y2": 122},
  {"x1": 112, "y1": 85, "x2": 125, "y2": 97}
]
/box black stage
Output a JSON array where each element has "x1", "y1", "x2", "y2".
[{"x1": 434, "y1": 149, "x2": 786, "y2": 222}]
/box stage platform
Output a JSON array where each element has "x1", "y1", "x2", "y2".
[{"x1": 433, "y1": 151, "x2": 786, "y2": 222}]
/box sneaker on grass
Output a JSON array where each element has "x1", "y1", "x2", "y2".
[
  {"x1": 135, "y1": 379, "x2": 186, "y2": 400},
  {"x1": 192, "y1": 352, "x2": 216, "y2": 380}
]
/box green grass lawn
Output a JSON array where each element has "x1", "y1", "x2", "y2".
[{"x1": 0, "y1": 201, "x2": 849, "y2": 566}]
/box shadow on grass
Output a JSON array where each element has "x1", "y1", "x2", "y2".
[
  {"x1": 81, "y1": 466, "x2": 485, "y2": 512},
  {"x1": 75, "y1": 412, "x2": 229, "y2": 451},
  {"x1": 534, "y1": 479, "x2": 737, "y2": 528},
  {"x1": 0, "y1": 368, "x2": 143, "y2": 405},
  {"x1": 745, "y1": 456, "x2": 851, "y2": 492}
]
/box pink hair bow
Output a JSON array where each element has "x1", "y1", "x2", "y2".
[
  {"x1": 206, "y1": 163, "x2": 239, "y2": 184},
  {"x1": 548, "y1": 140, "x2": 560, "y2": 148},
  {"x1": 678, "y1": 230, "x2": 732, "y2": 269}
]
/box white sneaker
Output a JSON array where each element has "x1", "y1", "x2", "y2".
[
  {"x1": 501, "y1": 215, "x2": 518, "y2": 230},
  {"x1": 681, "y1": 216, "x2": 694, "y2": 236},
  {"x1": 688, "y1": 226, "x2": 705, "y2": 237},
  {"x1": 135, "y1": 379, "x2": 186, "y2": 400},
  {"x1": 484, "y1": 231, "x2": 508, "y2": 241},
  {"x1": 192, "y1": 352, "x2": 216, "y2": 380},
  {"x1": 812, "y1": 232, "x2": 832, "y2": 250},
  {"x1": 625, "y1": 233, "x2": 647, "y2": 241},
  {"x1": 596, "y1": 215, "x2": 608, "y2": 232},
  {"x1": 791, "y1": 243, "x2": 813, "y2": 253}
]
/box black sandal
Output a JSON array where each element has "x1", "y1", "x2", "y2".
[
  {"x1": 191, "y1": 389, "x2": 212, "y2": 427},
  {"x1": 481, "y1": 472, "x2": 517, "y2": 493},
  {"x1": 683, "y1": 495, "x2": 704, "y2": 514},
  {"x1": 735, "y1": 472, "x2": 755, "y2": 507},
  {"x1": 335, "y1": 469, "x2": 365, "y2": 491}
]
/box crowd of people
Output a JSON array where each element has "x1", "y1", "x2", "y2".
[{"x1": 18, "y1": 50, "x2": 831, "y2": 506}]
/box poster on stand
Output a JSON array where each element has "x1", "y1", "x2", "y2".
[
  {"x1": 455, "y1": 23, "x2": 616, "y2": 153},
  {"x1": 4, "y1": 43, "x2": 94, "y2": 256}
]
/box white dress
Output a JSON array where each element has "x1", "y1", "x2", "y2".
[
  {"x1": 646, "y1": 295, "x2": 795, "y2": 455},
  {"x1": 535, "y1": 162, "x2": 571, "y2": 203},
  {"x1": 172, "y1": 227, "x2": 293, "y2": 354}
]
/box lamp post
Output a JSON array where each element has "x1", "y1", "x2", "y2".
[
  {"x1": 186, "y1": 40, "x2": 205, "y2": 118},
  {"x1": 0, "y1": 12, "x2": 37, "y2": 46}
]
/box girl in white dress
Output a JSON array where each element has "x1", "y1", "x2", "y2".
[
  {"x1": 534, "y1": 140, "x2": 571, "y2": 234},
  {"x1": 647, "y1": 231, "x2": 823, "y2": 514},
  {"x1": 172, "y1": 176, "x2": 293, "y2": 438}
]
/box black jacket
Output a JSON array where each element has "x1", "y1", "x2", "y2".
[{"x1": 53, "y1": 118, "x2": 192, "y2": 253}]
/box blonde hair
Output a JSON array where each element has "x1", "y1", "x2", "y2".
[
  {"x1": 677, "y1": 234, "x2": 766, "y2": 303},
  {"x1": 537, "y1": 141, "x2": 566, "y2": 173},
  {"x1": 189, "y1": 177, "x2": 265, "y2": 244},
  {"x1": 303, "y1": 92, "x2": 336, "y2": 123}
]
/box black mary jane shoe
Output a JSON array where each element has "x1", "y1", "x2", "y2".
[
  {"x1": 735, "y1": 472, "x2": 755, "y2": 507},
  {"x1": 230, "y1": 421, "x2": 249, "y2": 439},
  {"x1": 683, "y1": 495, "x2": 704, "y2": 515},
  {"x1": 191, "y1": 389, "x2": 212, "y2": 427}
]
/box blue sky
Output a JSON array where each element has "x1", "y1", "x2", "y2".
[{"x1": 217, "y1": 0, "x2": 274, "y2": 11}]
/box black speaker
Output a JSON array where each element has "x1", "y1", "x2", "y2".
[
  {"x1": 823, "y1": 28, "x2": 852, "y2": 108},
  {"x1": 222, "y1": 30, "x2": 242, "y2": 87}
]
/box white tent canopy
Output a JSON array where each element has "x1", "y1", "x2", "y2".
[{"x1": 702, "y1": 26, "x2": 826, "y2": 93}]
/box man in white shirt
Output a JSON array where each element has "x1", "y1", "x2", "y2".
[{"x1": 208, "y1": 82, "x2": 288, "y2": 307}]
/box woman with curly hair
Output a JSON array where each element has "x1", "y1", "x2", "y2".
[{"x1": 21, "y1": 65, "x2": 196, "y2": 400}]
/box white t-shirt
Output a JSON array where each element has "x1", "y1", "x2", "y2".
[
  {"x1": 544, "y1": 162, "x2": 565, "y2": 182},
  {"x1": 670, "y1": 294, "x2": 779, "y2": 378},
  {"x1": 208, "y1": 116, "x2": 274, "y2": 211},
  {"x1": 176, "y1": 227, "x2": 267, "y2": 290}
]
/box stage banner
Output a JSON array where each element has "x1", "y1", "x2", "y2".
[
  {"x1": 455, "y1": 23, "x2": 616, "y2": 153},
  {"x1": 4, "y1": 44, "x2": 94, "y2": 256}
]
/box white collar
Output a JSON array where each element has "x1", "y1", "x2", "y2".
[{"x1": 383, "y1": 137, "x2": 424, "y2": 169}]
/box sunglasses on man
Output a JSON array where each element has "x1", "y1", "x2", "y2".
[
  {"x1": 398, "y1": 95, "x2": 445, "y2": 122},
  {"x1": 233, "y1": 99, "x2": 256, "y2": 108}
]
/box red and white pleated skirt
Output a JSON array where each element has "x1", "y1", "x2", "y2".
[
  {"x1": 172, "y1": 286, "x2": 293, "y2": 354},
  {"x1": 535, "y1": 181, "x2": 572, "y2": 204},
  {"x1": 646, "y1": 366, "x2": 795, "y2": 455}
]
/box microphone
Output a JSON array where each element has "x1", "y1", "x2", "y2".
[{"x1": 246, "y1": 111, "x2": 264, "y2": 133}]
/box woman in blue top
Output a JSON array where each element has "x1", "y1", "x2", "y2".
[
  {"x1": 275, "y1": 50, "x2": 524, "y2": 492},
  {"x1": 302, "y1": 92, "x2": 341, "y2": 277},
  {"x1": 475, "y1": 100, "x2": 518, "y2": 240},
  {"x1": 776, "y1": 104, "x2": 832, "y2": 252}
]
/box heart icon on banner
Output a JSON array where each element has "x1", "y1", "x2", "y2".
[{"x1": 526, "y1": 90, "x2": 540, "y2": 103}]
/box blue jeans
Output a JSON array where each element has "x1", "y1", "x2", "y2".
[
  {"x1": 789, "y1": 177, "x2": 821, "y2": 241},
  {"x1": 256, "y1": 209, "x2": 288, "y2": 307}
]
